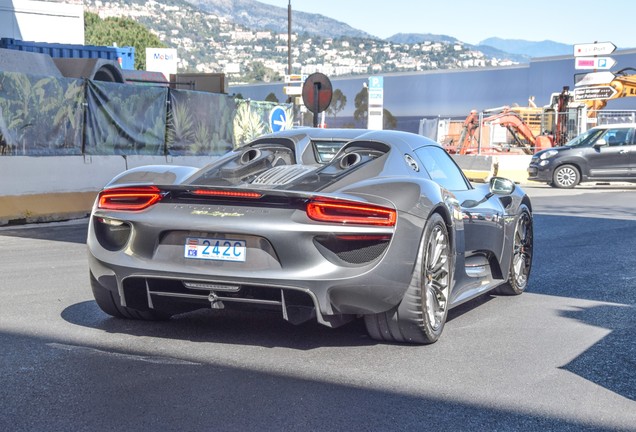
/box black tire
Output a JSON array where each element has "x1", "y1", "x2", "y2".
[
  {"x1": 494, "y1": 206, "x2": 533, "y2": 295},
  {"x1": 364, "y1": 213, "x2": 452, "y2": 344},
  {"x1": 552, "y1": 164, "x2": 580, "y2": 189},
  {"x1": 90, "y1": 272, "x2": 171, "y2": 321}
]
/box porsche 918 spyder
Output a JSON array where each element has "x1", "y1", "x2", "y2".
[{"x1": 88, "y1": 128, "x2": 533, "y2": 344}]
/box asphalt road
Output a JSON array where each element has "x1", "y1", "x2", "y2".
[{"x1": 1, "y1": 184, "x2": 635, "y2": 431}]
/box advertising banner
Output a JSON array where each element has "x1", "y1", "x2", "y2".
[
  {"x1": 0, "y1": 71, "x2": 84, "y2": 155},
  {"x1": 84, "y1": 80, "x2": 168, "y2": 155},
  {"x1": 167, "y1": 89, "x2": 236, "y2": 156}
]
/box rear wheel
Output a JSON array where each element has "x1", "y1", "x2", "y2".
[
  {"x1": 553, "y1": 164, "x2": 580, "y2": 188},
  {"x1": 90, "y1": 272, "x2": 171, "y2": 320},
  {"x1": 494, "y1": 206, "x2": 533, "y2": 295},
  {"x1": 364, "y1": 213, "x2": 452, "y2": 344}
]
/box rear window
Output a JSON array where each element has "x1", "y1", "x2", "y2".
[{"x1": 312, "y1": 140, "x2": 349, "y2": 163}]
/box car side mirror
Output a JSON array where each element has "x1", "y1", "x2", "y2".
[
  {"x1": 461, "y1": 177, "x2": 516, "y2": 209},
  {"x1": 489, "y1": 176, "x2": 515, "y2": 195},
  {"x1": 593, "y1": 139, "x2": 608, "y2": 148}
]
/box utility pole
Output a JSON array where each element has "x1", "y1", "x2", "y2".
[{"x1": 287, "y1": 0, "x2": 292, "y2": 75}]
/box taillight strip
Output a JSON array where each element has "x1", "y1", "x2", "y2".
[
  {"x1": 98, "y1": 186, "x2": 163, "y2": 211},
  {"x1": 306, "y1": 199, "x2": 397, "y2": 226},
  {"x1": 192, "y1": 189, "x2": 263, "y2": 199}
]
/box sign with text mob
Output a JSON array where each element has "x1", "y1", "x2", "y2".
[
  {"x1": 146, "y1": 48, "x2": 178, "y2": 80},
  {"x1": 573, "y1": 42, "x2": 616, "y2": 57},
  {"x1": 575, "y1": 56, "x2": 617, "y2": 70},
  {"x1": 573, "y1": 86, "x2": 618, "y2": 101}
]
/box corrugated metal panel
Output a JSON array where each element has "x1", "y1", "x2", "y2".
[{"x1": 0, "y1": 38, "x2": 135, "y2": 70}]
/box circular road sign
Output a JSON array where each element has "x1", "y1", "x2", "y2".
[
  {"x1": 302, "y1": 72, "x2": 333, "y2": 114},
  {"x1": 269, "y1": 106, "x2": 288, "y2": 132}
]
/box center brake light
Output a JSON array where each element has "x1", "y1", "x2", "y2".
[
  {"x1": 192, "y1": 189, "x2": 263, "y2": 199},
  {"x1": 98, "y1": 186, "x2": 163, "y2": 211},
  {"x1": 306, "y1": 198, "x2": 396, "y2": 227}
]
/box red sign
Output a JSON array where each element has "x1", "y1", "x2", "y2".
[{"x1": 302, "y1": 73, "x2": 333, "y2": 114}]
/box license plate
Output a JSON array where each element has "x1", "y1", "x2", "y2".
[{"x1": 184, "y1": 237, "x2": 247, "y2": 262}]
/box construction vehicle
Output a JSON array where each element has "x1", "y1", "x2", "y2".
[{"x1": 446, "y1": 107, "x2": 554, "y2": 155}]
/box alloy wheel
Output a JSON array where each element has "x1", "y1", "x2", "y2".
[
  {"x1": 512, "y1": 212, "x2": 533, "y2": 289},
  {"x1": 423, "y1": 225, "x2": 450, "y2": 331}
]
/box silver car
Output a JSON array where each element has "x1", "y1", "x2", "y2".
[{"x1": 88, "y1": 129, "x2": 533, "y2": 344}]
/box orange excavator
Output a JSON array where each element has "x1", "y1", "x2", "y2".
[{"x1": 452, "y1": 107, "x2": 554, "y2": 155}]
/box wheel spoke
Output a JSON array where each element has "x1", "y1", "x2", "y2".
[{"x1": 430, "y1": 264, "x2": 448, "y2": 280}]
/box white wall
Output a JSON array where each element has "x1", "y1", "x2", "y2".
[
  {"x1": 0, "y1": 0, "x2": 84, "y2": 44},
  {"x1": 0, "y1": 156, "x2": 218, "y2": 196}
]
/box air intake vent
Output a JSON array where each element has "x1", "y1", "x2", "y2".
[
  {"x1": 252, "y1": 165, "x2": 317, "y2": 185},
  {"x1": 240, "y1": 148, "x2": 261, "y2": 164},
  {"x1": 339, "y1": 152, "x2": 361, "y2": 168}
]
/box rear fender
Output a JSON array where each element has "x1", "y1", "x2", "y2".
[{"x1": 105, "y1": 165, "x2": 200, "y2": 188}]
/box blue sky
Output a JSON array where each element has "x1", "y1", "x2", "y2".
[{"x1": 257, "y1": 0, "x2": 635, "y2": 49}]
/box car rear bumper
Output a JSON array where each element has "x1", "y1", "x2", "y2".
[{"x1": 87, "y1": 208, "x2": 426, "y2": 326}]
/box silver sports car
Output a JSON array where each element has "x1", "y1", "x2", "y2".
[{"x1": 88, "y1": 128, "x2": 533, "y2": 344}]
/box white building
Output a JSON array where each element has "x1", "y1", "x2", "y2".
[{"x1": 0, "y1": 0, "x2": 84, "y2": 44}]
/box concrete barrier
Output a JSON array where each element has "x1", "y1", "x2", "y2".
[
  {"x1": 0, "y1": 155, "x2": 218, "y2": 225},
  {"x1": 452, "y1": 154, "x2": 532, "y2": 184},
  {"x1": 493, "y1": 154, "x2": 533, "y2": 184}
]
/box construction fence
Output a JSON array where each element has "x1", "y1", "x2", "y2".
[
  {"x1": 420, "y1": 107, "x2": 636, "y2": 155},
  {"x1": 0, "y1": 70, "x2": 293, "y2": 157}
]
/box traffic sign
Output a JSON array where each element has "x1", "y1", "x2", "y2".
[
  {"x1": 575, "y1": 56, "x2": 617, "y2": 70},
  {"x1": 368, "y1": 76, "x2": 384, "y2": 106},
  {"x1": 269, "y1": 106, "x2": 289, "y2": 132},
  {"x1": 574, "y1": 71, "x2": 615, "y2": 87},
  {"x1": 283, "y1": 86, "x2": 302, "y2": 96},
  {"x1": 573, "y1": 85, "x2": 618, "y2": 101},
  {"x1": 368, "y1": 76, "x2": 384, "y2": 130},
  {"x1": 302, "y1": 72, "x2": 333, "y2": 114},
  {"x1": 573, "y1": 42, "x2": 616, "y2": 57},
  {"x1": 284, "y1": 74, "x2": 307, "y2": 83}
]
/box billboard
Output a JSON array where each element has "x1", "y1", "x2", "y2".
[{"x1": 146, "y1": 48, "x2": 178, "y2": 80}]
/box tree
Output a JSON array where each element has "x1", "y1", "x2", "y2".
[
  {"x1": 326, "y1": 88, "x2": 346, "y2": 119},
  {"x1": 383, "y1": 108, "x2": 397, "y2": 130},
  {"x1": 265, "y1": 92, "x2": 279, "y2": 103},
  {"x1": 353, "y1": 85, "x2": 397, "y2": 129},
  {"x1": 353, "y1": 85, "x2": 368, "y2": 124},
  {"x1": 84, "y1": 12, "x2": 166, "y2": 70},
  {"x1": 244, "y1": 62, "x2": 280, "y2": 83}
]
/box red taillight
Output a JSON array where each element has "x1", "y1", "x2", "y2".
[
  {"x1": 306, "y1": 199, "x2": 397, "y2": 226},
  {"x1": 192, "y1": 189, "x2": 263, "y2": 199},
  {"x1": 98, "y1": 186, "x2": 163, "y2": 211}
]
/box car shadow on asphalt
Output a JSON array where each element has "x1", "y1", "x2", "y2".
[
  {"x1": 0, "y1": 219, "x2": 88, "y2": 244},
  {"x1": 557, "y1": 304, "x2": 636, "y2": 401},
  {"x1": 1, "y1": 331, "x2": 614, "y2": 431},
  {"x1": 61, "y1": 300, "x2": 377, "y2": 349},
  {"x1": 60, "y1": 292, "x2": 495, "y2": 351}
]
